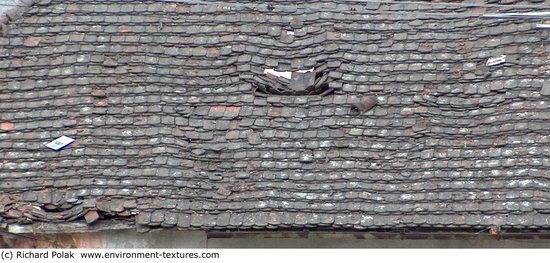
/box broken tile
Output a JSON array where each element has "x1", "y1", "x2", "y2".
[
  {"x1": 84, "y1": 210, "x2": 100, "y2": 224},
  {"x1": 289, "y1": 72, "x2": 315, "y2": 91}
]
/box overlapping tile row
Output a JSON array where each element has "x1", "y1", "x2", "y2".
[{"x1": 1, "y1": 0, "x2": 550, "y2": 231}]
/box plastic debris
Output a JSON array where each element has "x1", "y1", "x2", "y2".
[
  {"x1": 486, "y1": 55, "x2": 506, "y2": 66},
  {"x1": 483, "y1": 12, "x2": 550, "y2": 19},
  {"x1": 351, "y1": 96, "x2": 378, "y2": 114},
  {"x1": 535, "y1": 24, "x2": 550, "y2": 29},
  {"x1": 45, "y1": 135, "x2": 75, "y2": 151}
]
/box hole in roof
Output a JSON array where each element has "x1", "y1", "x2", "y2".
[{"x1": 252, "y1": 64, "x2": 333, "y2": 96}]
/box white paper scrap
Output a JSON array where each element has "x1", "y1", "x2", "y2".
[
  {"x1": 486, "y1": 55, "x2": 506, "y2": 66},
  {"x1": 45, "y1": 135, "x2": 75, "y2": 151},
  {"x1": 263, "y1": 68, "x2": 314, "y2": 79}
]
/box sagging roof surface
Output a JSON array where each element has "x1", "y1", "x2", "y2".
[{"x1": 1, "y1": 0, "x2": 550, "y2": 232}]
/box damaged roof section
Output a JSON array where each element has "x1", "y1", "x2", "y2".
[{"x1": 254, "y1": 64, "x2": 333, "y2": 96}]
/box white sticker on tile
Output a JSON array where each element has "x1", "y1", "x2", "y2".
[
  {"x1": 45, "y1": 135, "x2": 75, "y2": 151},
  {"x1": 486, "y1": 55, "x2": 506, "y2": 66}
]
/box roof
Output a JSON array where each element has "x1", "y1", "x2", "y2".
[{"x1": 1, "y1": 0, "x2": 550, "y2": 233}]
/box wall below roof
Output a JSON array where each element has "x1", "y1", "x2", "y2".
[{"x1": 3, "y1": 230, "x2": 550, "y2": 248}]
